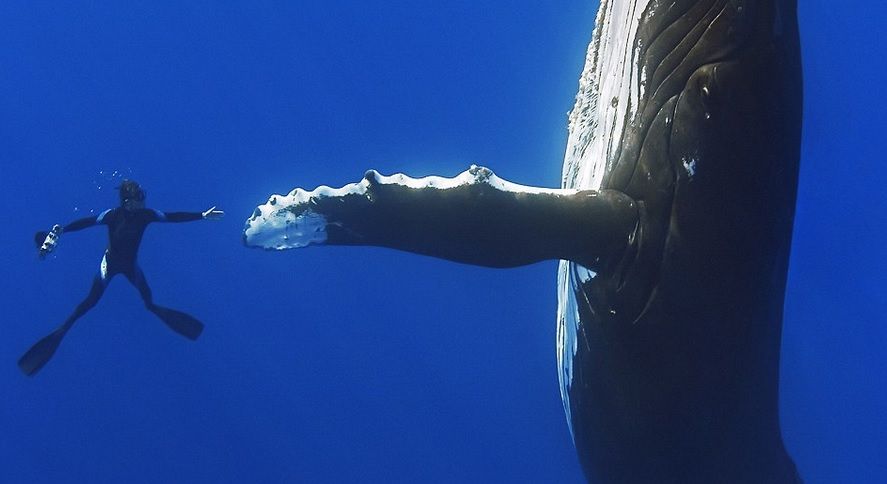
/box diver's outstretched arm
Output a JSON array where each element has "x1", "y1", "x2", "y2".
[
  {"x1": 243, "y1": 165, "x2": 638, "y2": 270},
  {"x1": 35, "y1": 211, "x2": 112, "y2": 258},
  {"x1": 153, "y1": 207, "x2": 224, "y2": 223}
]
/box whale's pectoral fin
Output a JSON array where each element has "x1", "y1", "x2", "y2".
[{"x1": 244, "y1": 165, "x2": 638, "y2": 271}]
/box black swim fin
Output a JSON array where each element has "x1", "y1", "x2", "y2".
[
  {"x1": 18, "y1": 328, "x2": 67, "y2": 376},
  {"x1": 149, "y1": 305, "x2": 204, "y2": 340}
]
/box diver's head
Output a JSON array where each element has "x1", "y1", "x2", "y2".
[{"x1": 118, "y1": 179, "x2": 146, "y2": 210}]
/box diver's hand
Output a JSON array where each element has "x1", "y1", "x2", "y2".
[
  {"x1": 38, "y1": 224, "x2": 63, "y2": 259},
  {"x1": 202, "y1": 206, "x2": 225, "y2": 220}
]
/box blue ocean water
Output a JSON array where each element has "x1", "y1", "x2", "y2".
[{"x1": 1, "y1": 1, "x2": 884, "y2": 483}]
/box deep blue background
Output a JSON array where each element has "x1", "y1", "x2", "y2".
[{"x1": 1, "y1": 1, "x2": 884, "y2": 483}]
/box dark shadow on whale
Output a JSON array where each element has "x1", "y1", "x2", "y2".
[{"x1": 244, "y1": 1, "x2": 803, "y2": 482}]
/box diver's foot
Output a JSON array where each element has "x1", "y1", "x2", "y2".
[
  {"x1": 149, "y1": 306, "x2": 204, "y2": 340},
  {"x1": 18, "y1": 328, "x2": 67, "y2": 376}
]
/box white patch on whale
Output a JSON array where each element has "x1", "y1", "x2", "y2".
[
  {"x1": 557, "y1": 0, "x2": 651, "y2": 440},
  {"x1": 682, "y1": 156, "x2": 698, "y2": 179}
]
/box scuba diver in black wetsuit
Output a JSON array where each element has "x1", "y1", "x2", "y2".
[{"x1": 18, "y1": 179, "x2": 224, "y2": 376}]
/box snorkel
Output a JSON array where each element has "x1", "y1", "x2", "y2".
[{"x1": 118, "y1": 180, "x2": 146, "y2": 211}]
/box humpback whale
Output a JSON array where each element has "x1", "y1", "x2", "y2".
[{"x1": 244, "y1": 0, "x2": 802, "y2": 482}]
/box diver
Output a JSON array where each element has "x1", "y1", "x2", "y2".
[{"x1": 19, "y1": 179, "x2": 224, "y2": 376}]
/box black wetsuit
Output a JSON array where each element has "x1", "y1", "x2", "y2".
[
  {"x1": 68, "y1": 207, "x2": 202, "y2": 276},
  {"x1": 18, "y1": 207, "x2": 205, "y2": 376}
]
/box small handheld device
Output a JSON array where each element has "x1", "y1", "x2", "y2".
[{"x1": 38, "y1": 224, "x2": 63, "y2": 259}]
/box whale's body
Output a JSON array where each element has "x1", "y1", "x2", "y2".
[
  {"x1": 555, "y1": 1, "x2": 802, "y2": 482},
  {"x1": 245, "y1": 1, "x2": 802, "y2": 482}
]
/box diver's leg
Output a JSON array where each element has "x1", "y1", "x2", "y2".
[
  {"x1": 125, "y1": 264, "x2": 155, "y2": 309},
  {"x1": 125, "y1": 265, "x2": 203, "y2": 340},
  {"x1": 18, "y1": 272, "x2": 110, "y2": 376}
]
